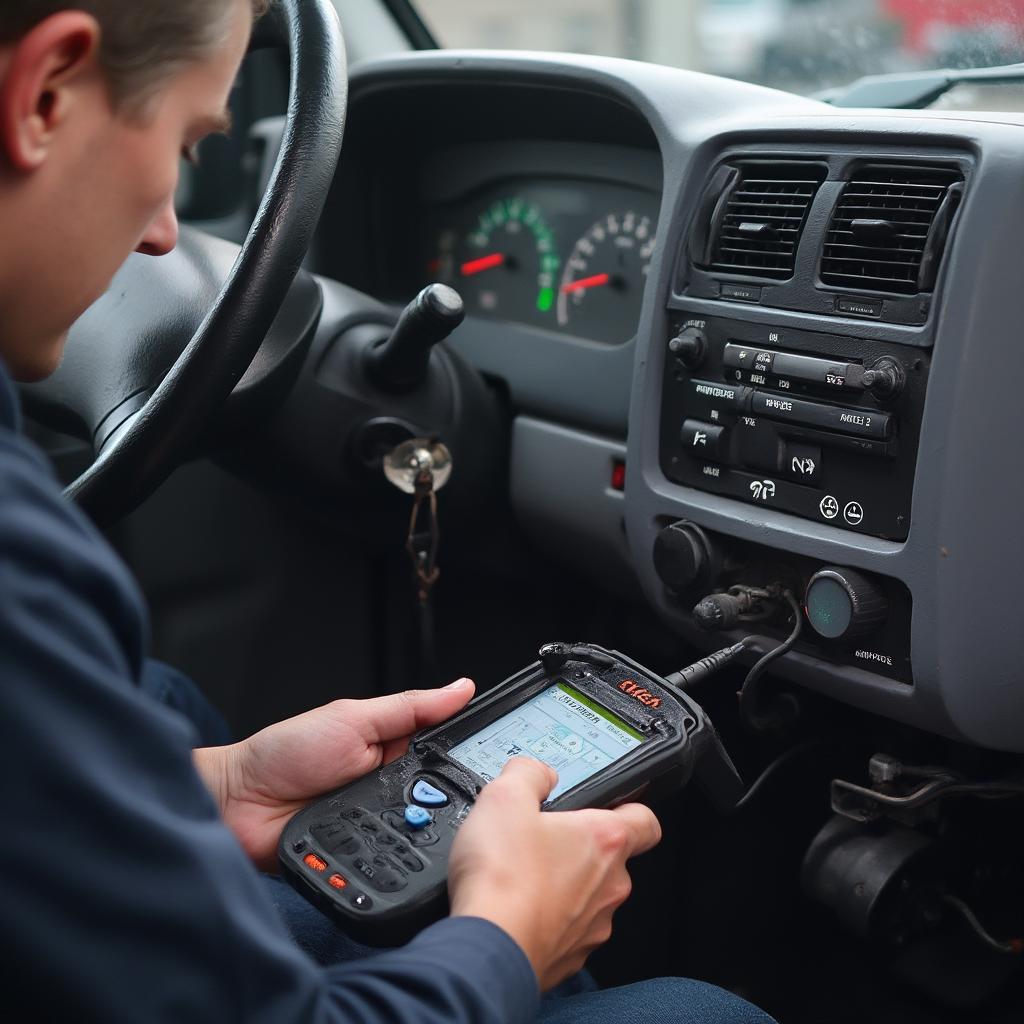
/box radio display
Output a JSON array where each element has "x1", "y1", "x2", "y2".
[{"x1": 447, "y1": 682, "x2": 644, "y2": 800}]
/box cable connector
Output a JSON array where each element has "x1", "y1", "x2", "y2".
[
  {"x1": 692, "y1": 586, "x2": 772, "y2": 631},
  {"x1": 665, "y1": 641, "x2": 748, "y2": 691}
]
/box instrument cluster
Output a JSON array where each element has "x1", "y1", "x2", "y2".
[{"x1": 414, "y1": 179, "x2": 660, "y2": 345}]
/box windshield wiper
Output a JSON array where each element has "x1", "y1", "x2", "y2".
[{"x1": 821, "y1": 62, "x2": 1024, "y2": 109}]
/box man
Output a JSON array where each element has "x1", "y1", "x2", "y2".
[{"x1": 0, "y1": 2, "x2": 776, "y2": 1021}]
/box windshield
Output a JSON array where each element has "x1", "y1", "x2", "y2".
[{"x1": 416, "y1": 0, "x2": 1024, "y2": 104}]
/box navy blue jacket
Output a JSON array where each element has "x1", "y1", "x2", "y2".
[{"x1": 0, "y1": 362, "x2": 538, "y2": 1022}]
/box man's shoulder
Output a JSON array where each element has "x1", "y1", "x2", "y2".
[
  {"x1": 0, "y1": 424, "x2": 149, "y2": 673},
  {"x1": 0, "y1": 425, "x2": 91, "y2": 549}
]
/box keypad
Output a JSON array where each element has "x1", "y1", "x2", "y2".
[{"x1": 308, "y1": 804, "x2": 440, "y2": 896}]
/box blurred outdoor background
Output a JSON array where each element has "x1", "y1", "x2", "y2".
[{"x1": 417, "y1": 0, "x2": 1024, "y2": 107}]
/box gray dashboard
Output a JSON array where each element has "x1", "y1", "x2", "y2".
[{"x1": 325, "y1": 51, "x2": 1024, "y2": 752}]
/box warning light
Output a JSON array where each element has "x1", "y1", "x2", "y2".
[
  {"x1": 611, "y1": 461, "x2": 626, "y2": 492},
  {"x1": 536, "y1": 287, "x2": 554, "y2": 313},
  {"x1": 303, "y1": 853, "x2": 327, "y2": 872},
  {"x1": 328, "y1": 874, "x2": 348, "y2": 890}
]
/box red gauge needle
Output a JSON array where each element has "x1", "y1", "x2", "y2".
[
  {"x1": 461, "y1": 252, "x2": 506, "y2": 276},
  {"x1": 561, "y1": 272, "x2": 611, "y2": 294}
]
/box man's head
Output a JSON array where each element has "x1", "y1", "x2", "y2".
[{"x1": 0, "y1": 1, "x2": 268, "y2": 381}]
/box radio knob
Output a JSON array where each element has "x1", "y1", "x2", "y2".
[
  {"x1": 861, "y1": 357, "x2": 905, "y2": 402},
  {"x1": 653, "y1": 521, "x2": 717, "y2": 595},
  {"x1": 804, "y1": 567, "x2": 888, "y2": 640},
  {"x1": 668, "y1": 327, "x2": 707, "y2": 369}
]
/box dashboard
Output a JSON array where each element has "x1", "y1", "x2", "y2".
[{"x1": 298, "y1": 51, "x2": 1024, "y2": 754}]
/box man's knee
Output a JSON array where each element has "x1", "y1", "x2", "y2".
[{"x1": 539, "y1": 976, "x2": 778, "y2": 1024}]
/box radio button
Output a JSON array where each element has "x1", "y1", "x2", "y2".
[
  {"x1": 681, "y1": 419, "x2": 727, "y2": 460},
  {"x1": 751, "y1": 391, "x2": 892, "y2": 440},
  {"x1": 770, "y1": 351, "x2": 856, "y2": 389},
  {"x1": 723, "y1": 345, "x2": 753, "y2": 371},
  {"x1": 687, "y1": 378, "x2": 752, "y2": 412},
  {"x1": 724, "y1": 344, "x2": 774, "y2": 374},
  {"x1": 782, "y1": 442, "x2": 822, "y2": 485}
]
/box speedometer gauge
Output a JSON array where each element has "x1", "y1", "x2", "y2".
[
  {"x1": 438, "y1": 197, "x2": 560, "y2": 319},
  {"x1": 557, "y1": 210, "x2": 656, "y2": 341}
]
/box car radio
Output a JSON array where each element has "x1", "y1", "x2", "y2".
[{"x1": 659, "y1": 315, "x2": 929, "y2": 541}]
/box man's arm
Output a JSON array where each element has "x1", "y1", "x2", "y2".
[{"x1": 0, "y1": 428, "x2": 538, "y2": 1024}]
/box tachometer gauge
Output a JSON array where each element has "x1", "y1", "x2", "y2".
[
  {"x1": 437, "y1": 197, "x2": 560, "y2": 319},
  {"x1": 557, "y1": 210, "x2": 656, "y2": 341}
]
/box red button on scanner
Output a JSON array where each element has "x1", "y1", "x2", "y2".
[{"x1": 303, "y1": 852, "x2": 327, "y2": 872}]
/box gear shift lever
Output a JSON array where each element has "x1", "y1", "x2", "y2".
[{"x1": 364, "y1": 284, "x2": 465, "y2": 393}]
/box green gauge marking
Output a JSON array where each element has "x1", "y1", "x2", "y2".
[{"x1": 463, "y1": 197, "x2": 559, "y2": 316}]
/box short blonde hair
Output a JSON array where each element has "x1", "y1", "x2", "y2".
[{"x1": 1, "y1": 1, "x2": 270, "y2": 111}]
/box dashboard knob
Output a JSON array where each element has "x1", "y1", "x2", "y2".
[
  {"x1": 653, "y1": 520, "x2": 716, "y2": 595},
  {"x1": 668, "y1": 327, "x2": 707, "y2": 369},
  {"x1": 861, "y1": 357, "x2": 905, "y2": 402},
  {"x1": 804, "y1": 567, "x2": 888, "y2": 640}
]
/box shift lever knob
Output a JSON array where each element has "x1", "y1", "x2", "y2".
[{"x1": 365, "y1": 284, "x2": 465, "y2": 393}]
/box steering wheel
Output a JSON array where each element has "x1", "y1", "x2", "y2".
[{"x1": 22, "y1": 0, "x2": 346, "y2": 528}]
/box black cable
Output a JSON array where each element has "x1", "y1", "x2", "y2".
[
  {"x1": 737, "y1": 589, "x2": 803, "y2": 732},
  {"x1": 940, "y1": 892, "x2": 1023, "y2": 955},
  {"x1": 665, "y1": 641, "x2": 749, "y2": 691},
  {"x1": 730, "y1": 740, "x2": 829, "y2": 813}
]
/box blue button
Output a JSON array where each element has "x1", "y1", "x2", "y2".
[
  {"x1": 404, "y1": 805, "x2": 433, "y2": 830},
  {"x1": 412, "y1": 779, "x2": 449, "y2": 807}
]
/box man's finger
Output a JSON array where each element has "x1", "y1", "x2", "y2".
[
  {"x1": 608, "y1": 802, "x2": 662, "y2": 857},
  {"x1": 356, "y1": 679, "x2": 476, "y2": 745},
  {"x1": 492, "y1": 756, "x2": 558, "y2": 802}
]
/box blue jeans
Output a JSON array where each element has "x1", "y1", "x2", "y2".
[
  {"x1": 149, "y1": 663, "x2": 778, "y2": 1023},
  {"x1": 265, "y1": 875, "x2": 778, "y2": 1023}
]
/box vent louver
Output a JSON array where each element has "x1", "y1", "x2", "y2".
[
  {"x1": 820, "y1": 165, "x2": 963, "y2": 295},
  {"x1": 701, "y1": 162, "x2": 825, "y2": 280}
]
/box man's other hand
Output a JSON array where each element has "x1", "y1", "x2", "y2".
[
  {"x1": 193, "y1": 679, "x2": 475, "y2": 870},
  {"x1": 448, "y1": 757, "x2": 662, "y2": 991}
]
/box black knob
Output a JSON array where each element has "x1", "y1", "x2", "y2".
[
  {"x1": 804, "y1": 567, "x2": 888, "y2": 640},
  {"x1": 364, "y1": 284, "x2": 465, "y2": 393},
  {"x1": 668, "y1": 327, "x2": 707, "y2": 369},
  {"x1": 653, "y1": 521, "x2": 716, "y2": 595},
  {"x1": 861, "y1": 357, "x2": 905, "y2": 402}
]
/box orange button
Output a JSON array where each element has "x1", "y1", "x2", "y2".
[
  {"x1": 303, "y1": 852, "x2": 327, "y2": 872},
  {"x1": 328, "y1": 874, "x2": 348, "y2": 890}
]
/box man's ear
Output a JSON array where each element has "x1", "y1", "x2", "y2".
[{"x1": 0, "y1": 12, "x2": 102, "y2": 173}]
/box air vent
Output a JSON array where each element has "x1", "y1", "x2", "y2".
[
  {"x1": 697, "y1": 162, "x2": 826, "y2": 280},
  {"x1": 820, "y1": 165, "x2": 963, "y2": 295}
]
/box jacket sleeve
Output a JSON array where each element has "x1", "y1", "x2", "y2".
[{"x1": 0, "y1": 429, "x2": 539, "y2": 1024}]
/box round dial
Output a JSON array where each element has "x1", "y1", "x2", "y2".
[
  {"x1": 557, "y1": 210, "x2": 656, "y2": 341},
  {"x1": 804, "y1": 567, "x2": 888, "y2": 641},
  {"x1": 437, "y1": 197, "x2": 560, "y2": 319}
]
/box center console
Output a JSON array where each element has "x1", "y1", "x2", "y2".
[
  {"x1": 624, "y1": 129, "x2": 1024, "y2": 750},
  {"x1": 659, "y1": 315, "x2": 928, "y2": 542}
]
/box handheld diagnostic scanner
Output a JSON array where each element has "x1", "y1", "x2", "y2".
[{"x1": 278, "y1": 643, "x2": 742, "y2": 945}]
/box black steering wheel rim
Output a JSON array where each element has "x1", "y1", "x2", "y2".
[{"x1": 59, "y1": 0, "x2": 346, "y2": 527}]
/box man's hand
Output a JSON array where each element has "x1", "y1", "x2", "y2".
[
  {"x1": 448, "y1": 758, "x2": 662, "y2": 991},
  {"x1": 194, "y1": 679, "x2": 475, "y2": 870}
]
